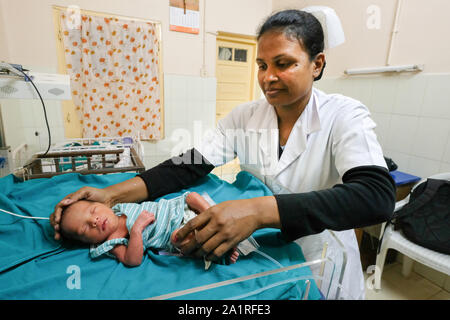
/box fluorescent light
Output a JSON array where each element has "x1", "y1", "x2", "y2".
[{"x1": 344, "y1": 64, "x2": 424, "y2": 75}]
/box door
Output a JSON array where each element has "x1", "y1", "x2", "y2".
[
  {"x1": 213, "y1": 33, "x2": 259, "y2": 180},
  {"x1": 215, "y1": 33, "x2": 258, "y2": 121}
]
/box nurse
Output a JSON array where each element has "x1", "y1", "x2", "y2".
[{"x1": 50, "y1": 10, "x2": 395, "y2": 299}]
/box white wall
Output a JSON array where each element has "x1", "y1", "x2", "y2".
[{"x1": 273, "y1": 0, "x2": 450, "y2": 75}]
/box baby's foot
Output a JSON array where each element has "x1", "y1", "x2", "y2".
[
  {"x1": 170, "y1": 229, "x2": 240, "y2": 264},
  {"x1": 186, "y1": 192, "x2": 211, "y2": 213},
  {"x1": 229, "y1": 247, "x2": 240, "y2": 264}
]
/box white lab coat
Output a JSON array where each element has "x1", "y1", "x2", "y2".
[{"x1": 197, "y1": 87, "x2": 387, "y2": 299}]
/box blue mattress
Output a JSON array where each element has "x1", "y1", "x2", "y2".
[{"x1": 0, "y1": 171, "x2": 321, "y2": 300}]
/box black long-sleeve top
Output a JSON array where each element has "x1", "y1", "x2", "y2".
[{"x1": 138, "y1": 148, "x2": 396, "y2": 240}]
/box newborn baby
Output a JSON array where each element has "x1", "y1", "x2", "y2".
[{"x1": 59, "y1": 191, "x2": 239, "y2": 267}]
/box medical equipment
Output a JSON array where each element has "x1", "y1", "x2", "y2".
[
  {"x1": 0, "y1": 62, "x2": 69, "y2": 155},
  {"x1": 13, "y1": 136, "x2": 145, "y2": 180},
  {"x1": 0, "y1": 61, "x2": 71, "y2": 176},
  {"x1": 148, "y1": 254, "x2": 351, "y2": 300},
  {"x1": 0, "y1": 62, "x2": 71, "y2": 100},
  {"x1": 0, "y1": 207, "x2": 49, "y2": 220}
]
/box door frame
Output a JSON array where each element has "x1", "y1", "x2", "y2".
[{"x1": 215, "y1": 31, "x2": 259, "y2": 105}]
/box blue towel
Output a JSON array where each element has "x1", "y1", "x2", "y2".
[{"x1": 0, "y1": 171, "x2": 321, "y2": 300}]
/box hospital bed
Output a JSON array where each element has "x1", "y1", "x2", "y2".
[{"x1": 0, "y1": 164, "x2": 350, "y2": 300}]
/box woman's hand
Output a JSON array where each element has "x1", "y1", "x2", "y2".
[
  {"x1": 173, "y1": 196, "x2": 281, "y2": 262},
  {"x1": 50, "y1": 186, "x2": 113, "y2": 240}
]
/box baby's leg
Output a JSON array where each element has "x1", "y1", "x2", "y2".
[
  {"x1": 170, "y1": 228, "x2": 240, "y2": 265},
  {"x1": 185, "y1": 192, "x2": 211, "y2": 213},
  {"x1": 170, "y1": 192, "x2": 207, "y2": 247},
  {"x1": 171, "y1": 192, "x2": 240, "y2": 264}
]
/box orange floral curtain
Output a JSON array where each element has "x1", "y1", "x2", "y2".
[{"x1": 59, "y1": 11, "x2": 163, "y2": 140}]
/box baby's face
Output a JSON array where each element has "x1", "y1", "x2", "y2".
[{"x1": 61, "y1": 200, "x2": 118, "y2": 244}]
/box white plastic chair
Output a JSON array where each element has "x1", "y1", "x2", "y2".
[{"x1": 374, "y1": 172, "x2": 450, "y2": 290}]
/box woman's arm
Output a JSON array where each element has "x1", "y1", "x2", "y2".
[
  {"x1": 137, "y1": 148, "x2": 215, "y2": 200},
  {"x1": 105, "y1": 176, "x2": 149, "y2": 206},
  {"x1": 174, "y1": 165, "x2": 395, "y2": 261},
  {"x1": 275, "y1": 165, "x2": 396, "y2": 241}
]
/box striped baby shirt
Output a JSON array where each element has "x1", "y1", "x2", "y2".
[{"x1": 90, "y1": 191, "x2": 193, "y2": 258}]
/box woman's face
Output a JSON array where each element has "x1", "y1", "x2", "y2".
[{"x1": 256, "y1": 30, "x2": 324, "y2": 111}]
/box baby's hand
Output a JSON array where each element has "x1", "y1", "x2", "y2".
[{"x1": 134, "y1": 210, "x2": 155, "y2": 232}]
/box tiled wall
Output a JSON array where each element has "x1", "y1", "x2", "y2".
[
  {"x1": 315, "y1": 73, "x2": 450, "y2": 291},
  {"x1": 0, "y1": 95, "x2": 66, "y2": 167},
  {"x1": 141, "y1": 74, "x2": 217, "y2": 169},
  {"x1": 315, "y1": 73, "x2": 450, "y2": 179}
]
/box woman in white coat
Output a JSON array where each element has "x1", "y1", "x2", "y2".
[{"x1": 50, "y1": 10, "x2": 395, "y2": 299}]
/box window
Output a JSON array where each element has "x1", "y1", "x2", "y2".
[
  {"x1": 218, "y1": 47, "x2": 232, "y2": 61},
  {"x1": 234, "y1": 49, "x2": 247, "y2": 62}
]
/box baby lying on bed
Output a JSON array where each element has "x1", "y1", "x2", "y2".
[{"x1": 59, "y1": 191, "x2": 239, "y2": 267}]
